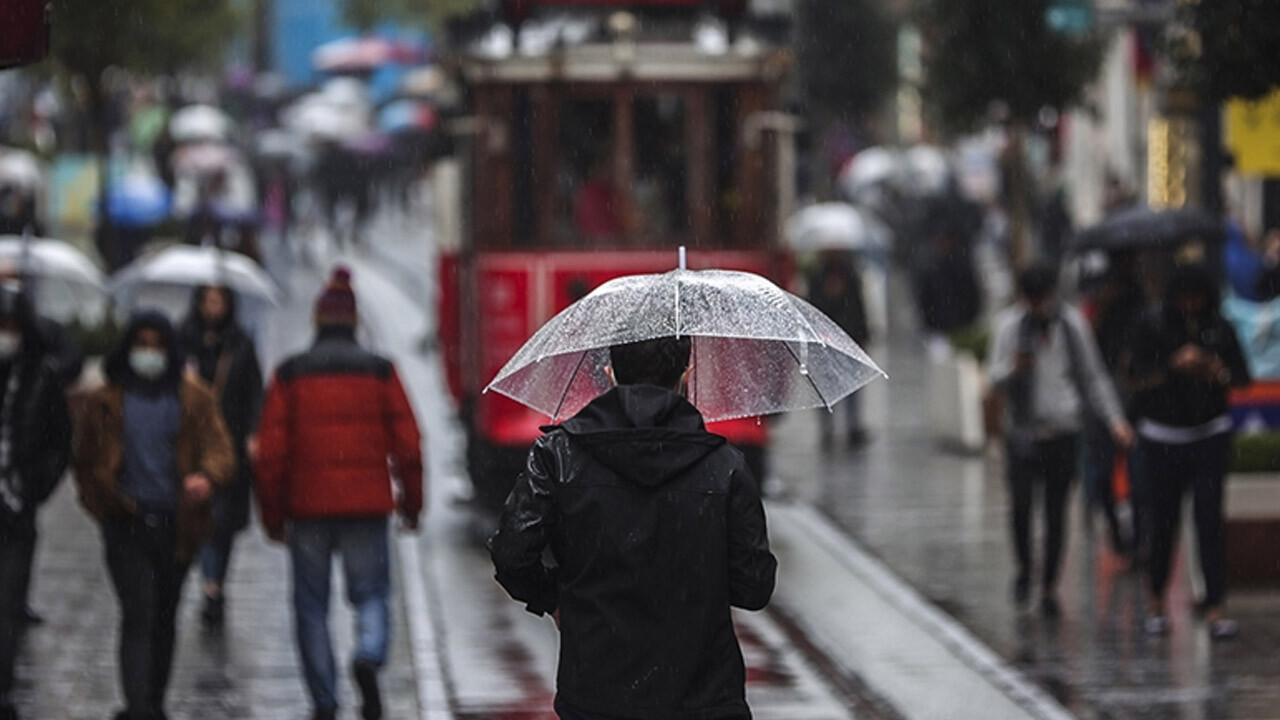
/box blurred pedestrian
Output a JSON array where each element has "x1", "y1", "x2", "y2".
[
  {"x1": 1252, "y1": 228, "x2": 1280, "y2": 301},
  {"x1": 807, "y1": 252, "x2": 871, "y2": 448},
  {"x1": 178, "y1": 286, "x2": 264, "y2": 630},
  {"x1": 72, "y1": 311, "x2": 234, "y2": 720},
  {"x1": 489, "y1": 336, "x2": 777, "y2": 720},
  {"x1": 989, "y1": 264, "x2": 1134, "y2": 618},
  {"x1": 0, "y1": 286, "x2": 72, "y2": 720},
  {"x1": 1225, "y1": 220, "x2": 1265, "y2": 301},
  {"x1": 0, "y1": 268, "x2": 84, "y2": 628},
  {"x1": 915, "y1": 230, "x2": 982, "y2": 359},
  {"x1": 1081, "y1": 252, "x2": 1149, "y2": 560},
  {"x1": 255, "y1": 267, "x2": 423, "y2": 720},
  {"x1": 1124, "y1": 264, "x2": 1250, "y2": 638}
]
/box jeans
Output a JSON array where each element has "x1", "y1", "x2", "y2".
[
  {"x1": 288, "y1": 517, "x2": 391, "y2": 712},
  {"x1": 102, "y1": 513, "x2": 189, "y2": 716},
  {"x1": 1142, "y1": 434, "x2": 1231, "y2": 608},
  {"x1": 198, "y1": 519, "x2": 236, "y2": 590},
  {"x1": 1007, "y1": 434, "x2": 1079, "y2": 594},
  {"x1": 553, "y1": 697, "x2": 749, "y2": 720}
]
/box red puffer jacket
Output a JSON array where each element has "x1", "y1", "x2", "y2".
[{"x1": 255, "y1": 332, "x2": 423, "y2": 535}]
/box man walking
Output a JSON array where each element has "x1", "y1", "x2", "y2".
[
  {"x1": 255, "y1": 267, "x2": 424, "y2": 720},
  {"x1": 73, "y1": 311, "x2": 234, "y2": 720},
  {"x1": 989, "y1": 264, "x2": 1133, "y2": 618},
  {"x1": 0, "y1": 286, "x2": 72, "y2": 720},
  {"x1": 489, "y1": 335, "x2": 777, "y2": 720}
]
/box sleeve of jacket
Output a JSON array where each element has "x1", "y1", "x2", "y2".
[
  {"x1": 38, "y1": 318, "x2": 85, "y2": 388},
  {"x1": 1219, "y1": 320, "x2": 1252, "y2": 388},
  {"x1": 244, "y1": 341, "x2": 266, "y2": 436},
  {"x1": 726, "y1": 455, "x2": 777, "y2": 611},
  {"x1": 71, "y1": 389, "x2": 111, "y2": 519},
  {"x1": 1064, "y1": 307, "x2": 1125, "y2": 425},
  {"x1": 487, "y1": 436, "x2": 560, "y2": 616},
  {"x1": 383, "y1": 367, "x2": 424, "y2": 521},
  {"x1": 254, "y1": 374, "x2": 290, "y2": 535},
  {"x1": 190, "y1": 380, "x2": 235, "y2": 488},
  {"x1": 29, "y1": 364, "x2": 72, "y2": 505}
]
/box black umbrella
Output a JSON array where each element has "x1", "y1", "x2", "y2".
[{"x1": 1071, "y1": 205, "x2": 1222, "y2": 252}]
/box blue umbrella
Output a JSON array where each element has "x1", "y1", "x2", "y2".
[
  {"x1": 106, "y1": 174, "x2": 172, "y2": 228},
  {"x1": 377, "y1": 99, "x2": 436, "y2": 134}
]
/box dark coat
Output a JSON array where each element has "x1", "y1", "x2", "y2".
[
  {"x1": 0, "y1": 289, "x2": 72, "y2": 534},
  {"x1": 488, "y1": 385, "x2": 777, "y2": 720},
  {"x1": 1126, "y1": 268, "x2": 1251, "y2": 428},
  {"x1": 178, "y1": 293, "x2": 264, "y2": 532},
  {"x1": 807, "y1": 257, "x2": 870, "y2": 345}
]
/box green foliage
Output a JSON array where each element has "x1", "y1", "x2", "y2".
[
  {"x1": 1170, "y1": 0, "x2": 1280, "y2": 101},
  {"x1": 49, "y1": 0, "x2": 240, "y2": 80},
  {"x1": 795, "y1": 0, "x2": 899, "y2": 124},
  {"x1": 918, "y1": 0, "x2": 1103, "y2": 134},
  {"x1": 1230, "y1": 433, "x2": 1280, "y2": 474}
]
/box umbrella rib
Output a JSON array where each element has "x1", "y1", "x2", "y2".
[
  {"x1": 784, "y1": 340, "x2": 832, "y2": 411},
  {"x1": 552, "y1": 350, "x2": 591, "y2": 422}
]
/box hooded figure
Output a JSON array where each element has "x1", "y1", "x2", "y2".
[
  {"x1": 1124, "y1": 263, "x2": 1250, "y2": 639},
  {"x1": 177, "y1": 286, "x2": 264, "y2": 629},
  {"x1": 488, "y1": 335, "x2": 777, "y2": 720},
  {"x1": 73, "y1": 311, "x2": 233, "y2": 720},
  {"x1": 0, "y1": 284, "x2": 72, "y2": 720}
]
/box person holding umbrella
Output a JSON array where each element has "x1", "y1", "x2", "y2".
[
  {"x1": 1124, "y1": 264, "x2": 1250, "y2": 638},
  {"x1": 489, "y1": 335, "x2": 778, "y2": 720},
  {"x1": 177, "y1": 285, "x2": 263, "y2": 630},
  {"x1": 0, "y1": 285, "x2": 72, "y2": 720}
]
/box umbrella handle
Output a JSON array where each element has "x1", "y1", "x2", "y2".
[{"x1": 678, "y1": 246, "x2": 687, "y2": 271}]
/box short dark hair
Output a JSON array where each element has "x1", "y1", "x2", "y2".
[
  {"x1": 1018, "y1": 263, "x2": 1059, "y2": 304},
  {"x1": 609, "y1": 336, "x2": 692, "y2": 389}
]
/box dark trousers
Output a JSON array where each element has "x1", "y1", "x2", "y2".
[
  {"x1": 1007, "y1": 434, "x2": 1079, "y2": 593},
  {"x1": 1142, "y1": 434, "x2": 1231, "y2": 608},
  {"x1": 102, "y1": 514, "x2": 190, "y2": 716},
  {"x1": 553, "y1": 697, "x2": 749, "y2": 720},
  {"x1": 0, "y1": 523, "x2": 30, "y2": 702}
]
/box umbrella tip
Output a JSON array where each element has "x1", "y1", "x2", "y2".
[{"x1": 678, "y1": 246, "x2": 687, "y2": 271}]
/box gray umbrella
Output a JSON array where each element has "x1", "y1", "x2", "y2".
[
  {"x1": 1071, "y1": 206, "x2": 1222, "y2": 252},
  {"x1": 486, "y1": 266, "x2": 887, "y2": 423}
]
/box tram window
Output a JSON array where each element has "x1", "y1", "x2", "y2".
[
  {"x1": 632, "y1": 95, "x2": 688, "y2": 239},
  {"x1": 559, "y1": 98, "x2": 618, "y2": 245},
  {"x1": 513, "y1": 88, "x2": 536, "y2": 246},
  {"x1": 714, "y1": 87, "x2": 738, "y2": 245}
]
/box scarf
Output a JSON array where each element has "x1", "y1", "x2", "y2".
[{"x1": 0, "y1": 360, "x2": 25, "y2": 514}]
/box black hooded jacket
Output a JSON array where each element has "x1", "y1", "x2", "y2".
[
  {"x1": 177, "y1": 290, "x2": 264, "y2": 453},
  {"x1": 0, "y1": 288, "x2": 72, "y2": 520},
  {"x1": 1127, "y1": 266, "x2": 1251, "y2": 428},
  {"x1": 489, "y1": 384, "x2": 777, "y2": 720}
]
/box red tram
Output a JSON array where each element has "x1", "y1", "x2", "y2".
[{"x1": 437, "y1": 0, "x2": 797, "y2": 511}]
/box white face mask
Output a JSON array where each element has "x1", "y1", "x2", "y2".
[
  {"x1": 0, "y1": 331, "x2": 20, "y2": 360},
  {"x1": 129, "y1": 349, "x2": 168, "y2": 380}
]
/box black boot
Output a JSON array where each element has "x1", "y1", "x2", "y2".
[
  {"x1": 353, "y1": 659, "x2": 383, "y2": 720},
  {"x1": 200, "y1": 593, "x2": 224, "y2": 630}
]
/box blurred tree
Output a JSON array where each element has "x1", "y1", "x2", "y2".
[
  {"x1": 341, "y1": 0, "x2": 486, "y2": 33},
  {"x1": 919, "y1": 0, "x2": 1102, "y2": 267},
  {"x1": 795, "y1": 0, "x2": 898, "y2": 126},
  {"x1": 48, "y1": 0, "x2": 240, "y2": 263},
  {"x1": 1170, "y1": 0, "x2": 1280, "y2": 101},
  {"x1": 919, "y1": 0, "x2": 1102, "y2": 133}
]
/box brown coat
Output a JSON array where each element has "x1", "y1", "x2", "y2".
[{"x1": 72, "y1": 376, "x2": 235, "y2": 562}]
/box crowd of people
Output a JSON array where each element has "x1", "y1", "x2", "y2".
[{"x1": 0, "y1": 267, "x2": 424, "y2": 720}]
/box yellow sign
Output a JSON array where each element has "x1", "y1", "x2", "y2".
[{"x1": 1227, "y1": 90, "x2": 1280, "y2": 177}]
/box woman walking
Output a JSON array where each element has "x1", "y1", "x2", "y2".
[
  {"x1": 1125, "y1": 264, "x2": 1250, "y2": 638},
  {"x1": 178, "y1": 286, "x2": 264, "y2": 629}
]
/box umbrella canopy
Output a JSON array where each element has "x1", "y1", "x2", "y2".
[
  {"x1": 0, "y1": 235, "x2": 107, "y2": 323},
  {"x1": 838, "y1": 147, "x2": 897, "y2": 199},
  {"x1": 109, "y1": 245, "x2": 280, "y2": 311},
  {"x1": 1071, "y1": 205, "x2": 1223, "y2": 252},
  {"x1": 169, "y1": 104, "x2": 233, "y2": 143},
  {"x1": 171, "y1": 141, "x2": 240, "y2": 175},
  {"x1": 377, "y1": 99, "x2": 437, "y2": 134},
  {"x1": 105, "y1": 173, "x2": 171, "y2": 228},
  {"x1": 898, "y1": 145, "x2": 951, "y2": 197},
  {"x1": 486, "y1": 267, "x2": 886, "y2": 423},
  {"x1": 312, "y1": 36, "x2": 422, "y2": 73},
  {"x1": 786, "y1": 203, "x2": 890, "y2": 254},
  {"x1": 284, "y1": 95, "x2": 369, "y2": 141},
  {"x1": 0, "y1": 149, "x2": 42, "y2": 192}
]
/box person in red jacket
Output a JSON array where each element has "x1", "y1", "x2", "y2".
[{"x1": 255, "y1": 267, "x2": 423, "y2": 720}]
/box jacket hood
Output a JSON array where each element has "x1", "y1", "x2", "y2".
[
  {"x1": 554, "y1": 384, "x2": 725, "y2": 487},
  {"x1": 104, "y1": 310, "x2": 184, "y2": 392}
]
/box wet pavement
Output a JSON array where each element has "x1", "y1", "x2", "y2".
[{"x1": 770, "y1": 270, "x2": 1280, "y2": 720}]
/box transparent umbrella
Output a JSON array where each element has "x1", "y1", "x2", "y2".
[
  {"x1": 0, "y1": 235, "x2": 107, "y2": 324},
  {"x1": 486, "y1": 259, "x2": 887, "y2": 423},
  {"x1": 786, "y1": 203, "x2": 890, "y2": 254},
  {"x1": 109, "y1": 245, "x2": 280, "y2": 309}
]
